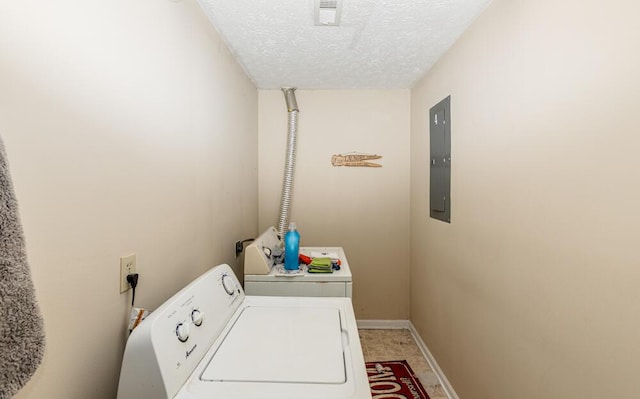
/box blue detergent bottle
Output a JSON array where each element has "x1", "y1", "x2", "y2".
[{"x1": 284, "y1": 222, "x2": 300, "y2": 271}]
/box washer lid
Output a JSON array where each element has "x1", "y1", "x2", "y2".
[{"x1": 201, "y1": 305, "x2": 346, "y2": 384}]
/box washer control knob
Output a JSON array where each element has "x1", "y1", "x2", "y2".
[
  {"x1": 191, "y1": 309, "x2": 204, "y2": 327},
  {"x1": 221, "y1": 274, "x2": 235, "y2": 296},
  {"x1": 176, "y1": 322, "x2": 190, "y2": 342}
]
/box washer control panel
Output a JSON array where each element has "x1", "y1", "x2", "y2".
[{"x1": 118, "y1": 264, "x2": 244, "y2": 399}]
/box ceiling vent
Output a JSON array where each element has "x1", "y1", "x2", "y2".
[{"x1": 314, "y1": 0, "x2": 342, "y2": 26}]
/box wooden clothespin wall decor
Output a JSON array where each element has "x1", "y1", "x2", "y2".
[{"x1": 331, "y1": 152, "x2": 382, "y2": 167}]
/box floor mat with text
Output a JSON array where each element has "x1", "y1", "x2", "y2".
[{"x1": 366, "y1": 360, "x2": 430, "y2": 399}]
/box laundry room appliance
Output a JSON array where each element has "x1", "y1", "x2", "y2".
[
  {"x1": 117, "y1": 264, "x2": 369, "y2": 399},
  {"x1": 243, "y1": 226, "x2": 352, "y2": 298}
]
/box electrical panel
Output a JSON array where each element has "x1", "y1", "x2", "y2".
[{"x1": 430, "y1": 96, "x2": 451, "y2": 223}]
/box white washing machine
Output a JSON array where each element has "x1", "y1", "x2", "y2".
[{"x1": 117, "y1": 264, "x2": 370, "y2": 399}]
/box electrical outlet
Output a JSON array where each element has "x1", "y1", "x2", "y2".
[{"x1": 120, "y1": 254, "x2": 137, "y2": 293}]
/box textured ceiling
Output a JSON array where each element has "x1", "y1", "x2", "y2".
[{"x1": 197, "y1": 0, "x2": 492, "y2": 89}]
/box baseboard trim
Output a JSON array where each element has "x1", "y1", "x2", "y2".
[
  {"x1": 356, "y1": 319, "x2": 458, "y2": 399},
  {"x1": 407, "y1": 322, "x2": 459, "y2": 399},
  {"x1": 356, "y1": 319, "x2": 410, "y2": 329}
]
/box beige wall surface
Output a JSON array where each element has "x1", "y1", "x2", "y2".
[
  {"x1": 0, "y1": 1, "x2": 257, "y2": 398},
  {"x1": 259, "y1": 90, "x2": 410, "y2": 319},
  {"x1": 410, "y1": 0, "x2": 640, "y2": 398}
]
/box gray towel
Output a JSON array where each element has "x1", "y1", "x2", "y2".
[{"x1": 0, "y1": 136, "x2": 45, "y2": 398}]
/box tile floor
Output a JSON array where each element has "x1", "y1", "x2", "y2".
[{"x1": 358, "y1": 329, "x2": 447, "y2": 399}]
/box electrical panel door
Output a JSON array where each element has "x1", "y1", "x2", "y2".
[{"x1": 429, "y1": 96, "x2": 451, "y2": 223}]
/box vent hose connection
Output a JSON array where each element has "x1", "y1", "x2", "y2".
[{"x1": 277, "y1": 88, "x2": 299, "y2": 237}]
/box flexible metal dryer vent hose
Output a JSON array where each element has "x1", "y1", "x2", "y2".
[{"x1": 277, "y1": 87, "x2": 299, "y2": 237}]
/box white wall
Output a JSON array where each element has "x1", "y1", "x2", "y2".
[
  {"x1": 259, "y1": 90, "x2": 410, "y2": 319},
  {"x1": 410, "y1": 0, "x2": 640, "y2": 397},
  {"x1": 0, "y1": 0, "x2": 257, "y2": 397}
]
